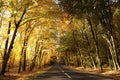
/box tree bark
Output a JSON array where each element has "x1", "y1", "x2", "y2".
[
  {"x1": 29, "y1": 39, "x2": 40, "y2": 71},
  {"x1": 97, "y1": 2, "x2": 120, "y2": 70},
  {"x1": 83, "y1": 29, "x2": 97, "y2": 69},
  {"x1": 104, "y1": 35, "x2": 120, "y2": 70},
  {"x1": 0, "y1": 9, "x2": 26, "y2": 75},
  {"x1": 0, "y1": 25, "x2": 18, "y2": 75},
  {"x1": 22, "y1": 46, "x2": 27, "y2": 71},
  {"x1": 87, "y1": 17, "x2": 102, "y2": 70},
  {"x1": 72, "y1": 30, "x2": 84, "y2": 67}
]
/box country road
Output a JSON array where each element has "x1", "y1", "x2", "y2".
[{"x1": 33, "y1": 64, "x2": 115, "y2": 80}]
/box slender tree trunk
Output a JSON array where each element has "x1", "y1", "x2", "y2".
[
  {"x1": 18, "y1": 36, "x2": 27, "y2": 72},
  {"x1": 84, "y1": 30, "x2": 96, "y2": 69},
  {"x1": 18, "y1": 36, "x2": 28, "y2": 72},
  {"x1": 29, "y1": 56, "x2": 37, "y2": 71},
  {"x1": 65, "y1": 51, "x2": 69, "y2": 65},
  {"x1": 108, "y1": 3, "x2": 120, "y2": 69},
  {"x1": 114, "y1": 33, "x2": 120, "y2": 66},
  {"x1": 29, "y1": 40, "x2": 40, "y2": 71},
  {"x1": 76, "y1": 53, "x2": 80, "y2": 66},
  {"x1": 1, "y1": 27, "x2": 18, "y2": 75},
  {"x1": 38, "y1": 49, "x2": 44, "y2": 69},
  {"x1": 0, "y1": 21, "x2": 11, "y2": 75},
  {"x1": 18, "y1": 38, "x2": 26, "y2": 73},
  {"x1": 0, "y1": 9, "x2": 26, "y2": 75},
  {"x1": 0, "y1": 23, "x2": 19, "y2": 75},
  {"x1": 72, "y1": 30, "x2": 84, "y2": 67},
  {"x1": 87, "y1": 17, "x2": 102, "y2": 70},
  {"x1": 22, "y1": 48, "x2": 27, "y2": 71},
  {"x1": 18, "y1": 54, "x2": 22, "y2": 73},
  {"x1": 103, "y1": 34, "x2": 120, "y2": 70},
  {"x1": 18, "y1": 23, "x2": 34, "y2": 72},
  {"x1": 111, "y1": 35, "x2": 120, "y2": 69},
  {"x1": 104, "y1": 46, "x2": 112, "y2": 69},
  {"x1": 97, "y1": 1, "x2": 120, "y2": 70}
]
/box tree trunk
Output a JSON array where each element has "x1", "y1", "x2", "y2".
[
  {"x1": 65, "y1": 51, "x2": 69, "y2": 65},
  {"x1": 106, "y1": 35, "x2": 120, "y2": 70},
  {"x1": 0, "y1": 9, "x2": 26, "y2": 75},
  {"x1": 106, "y1": 47, "x2": 112, "y2": 70},
  {"x1": 18, "y1": 56, "x2": 22, "y2": 73},
  {"x1": 72, "y1": 30, "x2": 84, "y2": 67},
  {"x1": 0, "y1": 59, "x2": 8, "y2": 75},
  {"x1": 0, "y1": 22, "x2": 11, "y2": 75},
  {"x1": 84, "y1": 30, "x2": 97, "y2": 69},
  {"x1": 22, "y1": 51, "x2": 26, "y2": 71},
  {"x1": 0, "y1": 24, "x2": 18, "y2": 75},
  {"x1": 87, "y1": 17, "x2": 102, "y2": 70},
  {"x1": 29, "y1": 40, "x2": 40, "y2": 71},
  {"x1": 96, "y1": 1, "x2": 119, "y2": 70},
  {"x1": 38, "y1": 48, "x2": 44, "y2": 69},
  {"x1": 76, "y1": 54, "x2": 80, "y2": 66},
  {"x1": 18, "y1": 22, "x2": 34, "y2": 72},
  {"x1": 22, "y1": 43, "x2": 27, "y2": 71}
]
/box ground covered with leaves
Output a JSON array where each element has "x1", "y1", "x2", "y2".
[
  {"x1": 0, "y1": 67, "x2": 51, "y2": 80},
  {"x1": 67, "y1": 66, "x2": 120, "y2": 80}
]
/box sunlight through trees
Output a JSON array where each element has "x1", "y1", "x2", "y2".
[{"x1": 0, "y1": 0, "x2": 120, "y2": 76}]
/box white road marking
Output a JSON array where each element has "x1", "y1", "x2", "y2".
[
  {"x1": 64, "y1": 73, "x2": 72, "y2": 79},
  {"x1": 57, "y1": 65, "x2": 72, "y2": 79},
  {"x1": 61, "y1": 70, "x2": 65, "y2": 72}
]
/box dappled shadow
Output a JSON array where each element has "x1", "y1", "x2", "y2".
[
  {"x1": 32, "y1": 64, "x2": 115, "y2": 80},
  {"x1": 33, "y1": 66, "x2": 70, "y2": 80}
]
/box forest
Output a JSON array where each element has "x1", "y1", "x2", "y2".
[{"x1": 0, "y1": 0, "x2": 120, "y2": 79}]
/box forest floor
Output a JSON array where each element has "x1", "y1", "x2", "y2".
[
  {"x1": 66, "y1": 66, "x2": 120, "y2": 80},
  {"x1": 0, "y1": 67, "x2": 51, "y2": 80}
]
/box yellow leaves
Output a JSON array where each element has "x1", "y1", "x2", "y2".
[
  {"x1": 9, "y1": 0, "x2": 16, "y2": 7},
  {"x1": 113, "y1": 8, "x2": 120, "y2": 16},
  {"x1": 61, "y1": 24, "x2": 70, "y2": 31},
  {"x1": 39, "y1": 18, "x2": 48, "y2": 23},
  {"x1": 65, "y1": 20, "x2": 70, "y2": 24}
]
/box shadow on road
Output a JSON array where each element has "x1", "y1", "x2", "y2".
[{"x1": 33, "y1": 64, "x2": 115, "y2": 80}]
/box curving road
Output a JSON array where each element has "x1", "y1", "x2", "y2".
[{"x1": 33, "y1": 64, "x2": 115, "y2": 80}]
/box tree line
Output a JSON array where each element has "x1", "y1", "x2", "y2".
[
  {"x1": 58, "y1": 0, "x2": 120, "y2": 71},
  {"x1": 0, "y1": 0, "x2": 58, "y2": 75},
  {"x1": 0, "y1": 0, "x2": 120, "y2": 76}
]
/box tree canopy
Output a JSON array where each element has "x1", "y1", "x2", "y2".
[{"x1": 0, "y1": 0, "x2": 120, "y2": 76}]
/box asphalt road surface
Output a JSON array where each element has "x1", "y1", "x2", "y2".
[{"x1": 33, "y1": 64, "x2": 115, "y2": 80}]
